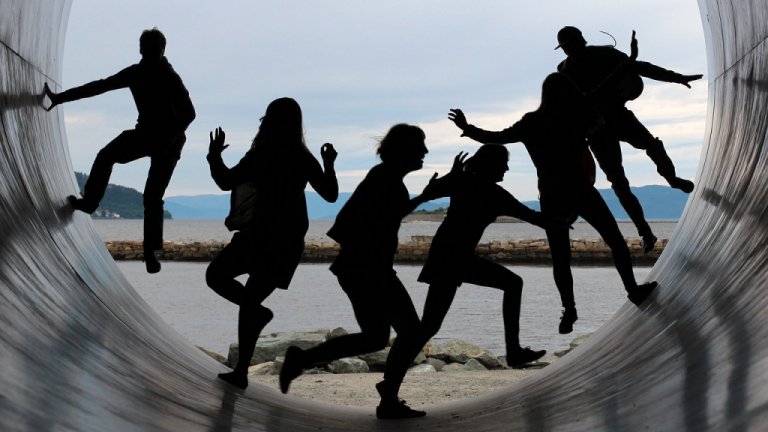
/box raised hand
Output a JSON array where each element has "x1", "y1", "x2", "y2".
[
  {"x1": 448, "y1": 108, "x2": 468, "y2": 130},
  {"x1": 450, "y1": 151, "x2": 469, "y2": 175},
  {"x1": 320, "y1": 143, "x2": 337, "y2": 166},
  {"x1": 43, "y1": 82, "x2": 60, "y2": 111},
  {"x1": 208, "y1": 127, "x2": 229, "y2": 155},
  {"x1": 630, "y1": 30, "x2": 638, "y2": 60},
  {"x1": 679, "y1": 74, "x2": 704, "y2": 89}
]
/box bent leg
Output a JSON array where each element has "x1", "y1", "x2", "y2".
[
  {"x1": 80, "y1": 130, "x2": 149, "y2": 211},
  {"x1": 420, "y1": 284, "x2": 458, "y2": 344},
  {"x1": 462, "y1": 257, "x2": 523, "y2": 352},
  {"x1": 230, "y1": 280, "x2": 278, "y2": 377},
  {"x1": 205, "y1": 234, "x2": 249, "y2": 305},
  {"x1": 383, "y1": 275, "x2": 424, "y2": 396}
]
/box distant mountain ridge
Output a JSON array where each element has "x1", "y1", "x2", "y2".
[
  {"x1": 74, "y1": 172, "x2": 172, "y2": 219},
  {"x1": 165, "y1": 184, "x2": 689, "y2": 221}
]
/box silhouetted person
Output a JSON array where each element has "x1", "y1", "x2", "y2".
[
  {"x1": 417, "y1": 146, "x2": 550, "y2": 368},
  {"x1": 449, "y1": 61, "x2": 657, "y2": 335},
  {"x1": 556, "y1": 26, "x2": 703, "y2": 252},
  {"x1": 280, "y1": 124, "x2": 443, "y2": 419},
  {"x1": 44, "y1": 28, "x2": 195, "y2": 273},
  {"x1": 206, "y1": 98, "x2": 338, "y2": 390}
]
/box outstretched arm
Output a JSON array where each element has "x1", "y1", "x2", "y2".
[
  {"x1": 43, "y1": 68, "x2": 132, "y2": 111},
  {"x1": 405, "y1": 151, "x2": 467, "y2": 215},
  {"x1": 307, "y1": 143, "x2": 339, "y2": 203},
  {"x1": 449, "y1": 108, "x2": 524, "y2": 145}
]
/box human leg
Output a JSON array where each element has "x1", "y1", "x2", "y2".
[
  {"x1": 219, "y1": 278, "x2": 277, "y2": 389},
  {"x1": 205, "y1": 234, "x2": 250, "y2": 305},
  {"x1": 280, "y1": 272, "x2": 392, "y2": 393},
  {"x1": 74, "y1": 130, "x2": 148, "y2": 213},
  {"x1": 544, "y1": 216, "x2": 578, "y2": 334},
  {"x1": 589, "y1": 131, "x2": 657, "y2": 252},
  {"x1": 462, "y1": 257, "x2": 545, "y2": 366},
  {"x1": 142, "y1": 135, "x2": 185, "y2": 273},
  {"x1": 420, "y1": 283, "x2": 458, "y2": 344},
  {"x1": 617, "y1": 108, "x2": 694, "y2": 193}
]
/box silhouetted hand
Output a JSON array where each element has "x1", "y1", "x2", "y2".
[
  {"x1": 43, "y1": 82, "x2": 60, "y2": 111},
  {"x1": 629, "y1": 30, "x2": 638, "y2": 60},
  {"x1": 448, "y1": 109, "x2": 468, "y2": 130},
  {"x1": 420, "y1": 172, "x2": 441, "y2": 200},
  {"x1": 208, "y1": 127, "x2": 229, "y2": 156},
  {"x1": 678, "y1": 74, "x2": 703, "y2": 89},
  {"x1": 449, "y1": 151, "x2": 468, "y2": 175},
  {"x1": 320, "y1": 143, "x2": 337, "y2": 166}
]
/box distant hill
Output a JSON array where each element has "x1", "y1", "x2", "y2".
[
  {"x1": 74, "y1": 172, "x2": 173, "y2": 219},
  {"x1": 166, "y1": 184, "x2": 688, "y2": 221}
]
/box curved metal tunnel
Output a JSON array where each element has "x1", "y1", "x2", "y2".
[{"x1": 2, "y1": 1, "x2": 767, "y2": 430}]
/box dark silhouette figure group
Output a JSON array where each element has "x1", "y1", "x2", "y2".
[{"x1": 44, "y1": 25, "x2": 702, "y2": 420}]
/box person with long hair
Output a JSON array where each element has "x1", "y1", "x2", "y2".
[
  {"x1": 417, "y1": 145, "x2": 551, "y2": 368},
  {"x1": 280, "y1": 124, "x2": 443, "y2": 419},
  {"x1": 448, "y1": 37, "x2": 656, "y2": 335},
  {"x1": 206, "y1": 97, "x2": 338, "y2": 389}
]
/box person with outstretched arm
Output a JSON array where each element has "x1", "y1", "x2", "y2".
[{"x1": 44, "y1": 28, "x2": 195, "y2": 273}]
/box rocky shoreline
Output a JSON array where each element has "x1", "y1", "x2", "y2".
[
  {"x1": 106, "y1": 236, "x2": 665, "y2": 265},
  {"x1": 199, "y1": 327, "x2": 591, "y2": 378}
]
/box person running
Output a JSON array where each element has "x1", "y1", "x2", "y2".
[
  {"x1": 448, "y1": 46, "x2": 657, "y2": 334},
  {"x1": 44, "y1": 28, "x2": 195, "y2": 273},
  {"x1": 555, "y1": 26, "x2": 702, "y2": 253},
  {"x1": 206, "y1": 97, "x2": 338, "y2": 390},
  {"x1": 280, "y1": 124, "x2": 443, "y2": 419},
  {"x1": 417, "y1": 145, "x2": 550, "y2": 368}
]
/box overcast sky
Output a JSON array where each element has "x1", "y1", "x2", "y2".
[{"x1": 60, "y1": 1, "x2": 708, "y2": 201}]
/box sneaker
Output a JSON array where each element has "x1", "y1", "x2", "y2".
[
  {"x1": 67, "y1": 195, "x2": 97, "y2": 214},
  {"x1": 642, "y1": 233, "x2": 658, "y2": 254},
  {"x1": 628, "y1": 281, "x2": 658, "y2": 306},
  {"x1": 218, "y1": 371, "x2": 248, "y2": 390},
  {"x1": 667, "y1": 177, "x2": 694, "y2": 193},
  {"x1": 376, "y1": 399, "x2": 426, "y2": 419},
  {"x1": 507, "y1": 347, "x2": 546, "y2": 368},
  {"x1": 144, "y1": 250, "x2": 161, "y2": 274},
  {"x1": 559, "y1": 308, "x2": 578, "y2": 334},
  {"x1": 279, "y1": 346, "x2": 304, "y2": 394}
]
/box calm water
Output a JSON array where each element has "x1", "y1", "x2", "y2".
[
  {"x1": 119, "y1": 261, "x2": 652, "y2": 358},
  {"x1": 94, "y1": 219, "x2": 681, "y2": 243},
  {"x1": 102, "y1": 219, "x2": 666, "y2": 358}
]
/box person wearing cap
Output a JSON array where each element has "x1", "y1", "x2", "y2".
[{"x1": 555, "y1": 26, "x2": 702, "y2": 253}]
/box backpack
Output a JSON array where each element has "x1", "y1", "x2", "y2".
[{"x1": 224, "y1": 182, "x2": 260, "y2": 231}]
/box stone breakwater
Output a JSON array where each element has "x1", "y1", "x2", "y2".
[{"x1": 105, "y1": 236, "x2": 666, "y2": 265}]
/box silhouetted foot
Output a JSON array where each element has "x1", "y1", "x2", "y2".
[
  {"x1": 507, "y1": 346, "x2": 546, "y2": 368},
  {"x1": 144, "y1": 250, "x2": 161, "y2": 274},
  {"x1": 376, "y1": 398, "x2": 426, "y2": 419},
  {"x1": 628, "y1": 281, "x2": 658, "y2": 306},
  {"x1": 218, "y1": 371, "x2": 248, "y2": 389},
  {"x1": 642, "y1": 233, "x2": 658, "y2": 254},
  {"x1": 667, "y1": 176, "x2": 694, "y2": 193},
  {"x1": 279, "y1": 346, "x2": 304, "y2": 393},
  {"x1": 559, "y1": 307, "x2": 578, "y2": 334},
  {"x1": 67, "y1": 195, "x2": 97, "y2": 214}
]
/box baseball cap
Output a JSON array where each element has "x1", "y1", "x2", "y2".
[{"x1": 555, "y1": 26, "x2": 586, "y2": 50}]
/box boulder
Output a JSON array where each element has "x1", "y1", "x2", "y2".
[
  {"x1": 425, "y1": 357, "x2": 446, "y2": 372},
  {"x1": 328, "y1": 358, "x2": 369, "y2": 374},
  {"x1": 429, "y1": 339, "x2": 504, "y2": 369},
  {"x1": 247, "y1": 362, "x2": 273, "y2": 376},
  {"x1": 227, "y1": 329, "x2": 330, "y2": 366},
  {"x1": 408, "y1": 364, "x2": 437, "y2": 374}
]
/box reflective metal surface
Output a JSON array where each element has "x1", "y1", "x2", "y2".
[{"x1": 1, "y1": 1, "x2": 767, "y2": 430}]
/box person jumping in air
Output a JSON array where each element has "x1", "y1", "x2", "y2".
[{"x1": 555, "y1": 26, "x2": 702, "y2": 253}]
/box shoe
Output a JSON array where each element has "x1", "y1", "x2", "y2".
[
  {"x1": 218, "y1": 371, "x2": 248, "y2": 389},
  {"x1": 279, "y1": 346, "x2": 304, "y2": 394},
  {"x1": 144, "y1": 250, "x2": 161, "y2": 274},
  {"x1": 628, "y1": 281, "x2": 658, "y2": 306},
  {"x1": 376, "y1": 398, "x2": 426, "y2": 419},
  {"x1": 667, "y1": 177, "x2": 694, "y2": 193},
  {"x1": 507, "y1": 347, "x2": 546, "y2": 368},
  {"x1": 67, "y1": 195, "x2": 97, "y2": 214},
  {"x1": 642, "y1": 233, "x2": 658, "y2": 254},
  {"x1": 559, "y1": 308, "x2": 578, "y2": 334}
]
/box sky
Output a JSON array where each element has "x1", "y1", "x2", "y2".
[{"x1": 60, "y1": 1, "x2": 708, "y2": 201}]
